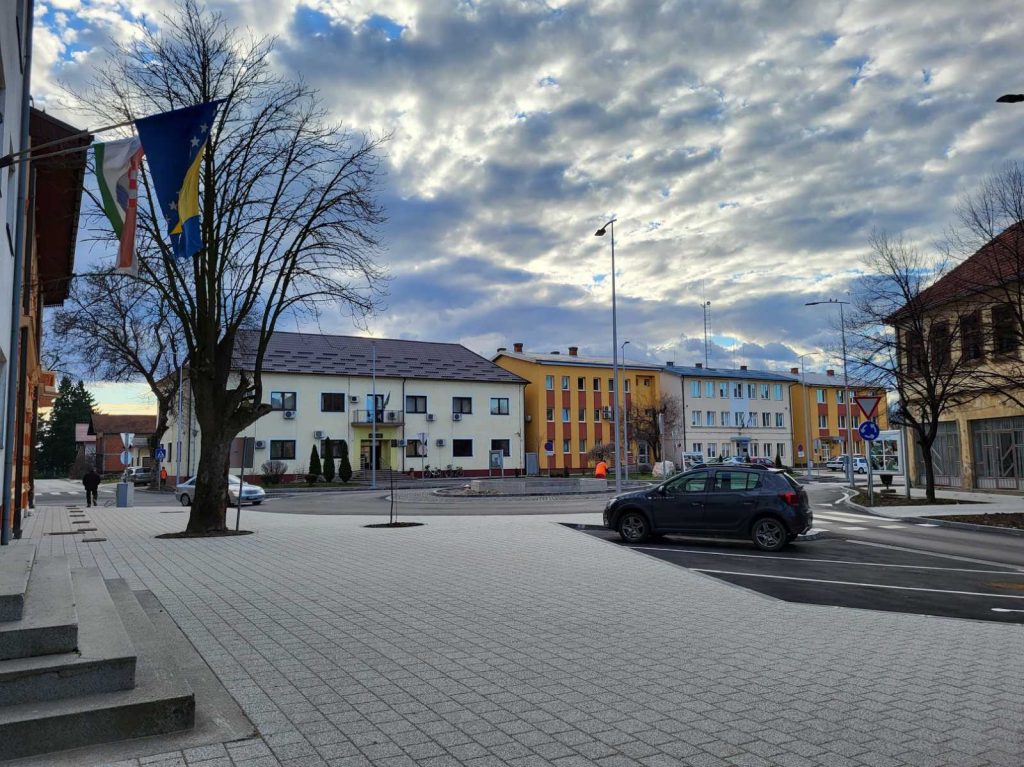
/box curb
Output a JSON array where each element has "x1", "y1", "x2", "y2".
[{"x1": 842, "y1": 497, "x2": 1024, "y2": 537}]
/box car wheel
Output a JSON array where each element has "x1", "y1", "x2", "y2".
[
  {"x1": 857, "y1": 468, "x2": 866, "y2": 474},
  {"x1": 618, "y1": 511, "x2": 650, "y2": 544},
  {"x1": 179, "y1": 494, "x2": 191, "y2": 507},
  {"x1": 252, "y1": 501, "x2": 262, "y2": 505},
  {"x1": 751, "y1": 517, "x2": 788, "y2": 551}
]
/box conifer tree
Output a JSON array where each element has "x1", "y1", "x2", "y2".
[
  {"x1": 338, "y1": 439, "x2": 353, "y2": 483},
  {"x1": 322, "y1": 439, "x2": 335, "y2": 482},
  {"x1": 308, "y1": 445, "x2": 322, "y2": 482},
  {"x1": 36, "y1": 377, "x2": 97, "y2": 477}
]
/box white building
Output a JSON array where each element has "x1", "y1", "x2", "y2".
[
  {"x1": 165, "y1": 332, "x2": 528, "y2": 479},
  {"x1": 660, "y1": 363, "x2": 796, "y2": 464}
]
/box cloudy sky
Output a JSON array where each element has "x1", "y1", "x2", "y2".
[{"x1": 34, "y1": 0, "x2": 1024, "y2": 408}]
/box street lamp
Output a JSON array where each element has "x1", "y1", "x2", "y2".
[
  {"x1": 997, "y1": 94, "x2": 1024, "y2": 103},
  {"x1": 805, "y1": 300, "x2": 855, "y2": 487},
  {"x1": 595, "y1": 219, "x2": 622, "y2": 493},
  {"x1": 797, "y1": 352, "x2": 816, "y2": 480},
  {"x1": 621, "y1": 340, "x2": 630, "y2": 482}
]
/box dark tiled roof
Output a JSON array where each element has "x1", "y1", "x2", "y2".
[
  {"x1": 235, "y1": 331, "x2": 527, "y2": 384},
  {"x1": 89, "y1": 414, "x2": 157, "y2": 436},
  {"x1": 664, "y1": 365, "x2": 796, "y2": 383}
]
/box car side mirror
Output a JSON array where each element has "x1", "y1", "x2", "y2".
[{"x1": 656, "y1": 485, "x2": 666, "y2": 496}]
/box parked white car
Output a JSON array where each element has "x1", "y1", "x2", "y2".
[
  {"x1": 175, "y1": 475, "x2": 266, "y2": 506},
  {"x1": 826, "y1": 455, "x2": 868, "y2": 474}
]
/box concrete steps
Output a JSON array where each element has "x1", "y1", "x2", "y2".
[
  {"x1": 0, "y1": 556, "x2": 195, "y2": 760},
  {"x1": 0, "y1": 556, "x2": 78, "y2": 661},
  {"x1": 0, "y1": 545, "x2": 35, "y2": 621}
]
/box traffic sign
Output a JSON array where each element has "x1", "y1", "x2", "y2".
[
  {"x1": 154, "y1": 447, "x2": 167, "y2": 461},
  {"x1": 544, "y1": 440, "x2": 554, "y2": 456},
  {"x1": 120, "y1": 432, "x2": 135, "y2": 449},
  {"x1": 858, "y1": 420, "x2": 880, "y2": 441},
  {"x1": 119, "y1": 450, "x2": 133, "y2": 466},
  {"x1": 853, "y1": 395, "x2": 881, "y2": 420}
]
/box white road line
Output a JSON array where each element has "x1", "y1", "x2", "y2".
[
  {"x1": 815, "y1": 510, "x2": 877, "y2": 522},
  {"x1": 692, "y1": 569, "x2": 1024, "y2": 599},
  {"x1": 840, "y1": 526, "x2": 867, "y2": 531},
  {"x1": 631, "y1": 547, "x2": 1024, "y2": 574},
  {"x1": 848, "y1": 540, "x2": 1024, "y2": 572},
  {"x1": 917, "y1": 523, "x2": 939, "y2": 527},
  {"x1": 992, "y1": 608, "x2": 1024, "y2": 614},
  {"x1": 880, "y1": 524, "x2": 905, "y2": 529}
]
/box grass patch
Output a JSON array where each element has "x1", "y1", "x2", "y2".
[
  {"x1": 925, "y1": 513, "x2": 1024, "y2": 530},
  {"x1": 849, "y1": 491, "x2": 976, "y2": 507}
]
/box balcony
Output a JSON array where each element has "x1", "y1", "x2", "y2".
[{"x1": 353, "y1": 409, "x2": 404, "y2": 425}]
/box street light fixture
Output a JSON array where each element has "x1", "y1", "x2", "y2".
[
  {"x1": 621, "y1": 340, "x2": 630, "y2": 483},
  {"x1": 997, "y1": 94, "x2": 1024, "y2": 103},
  {"x1": 595, "y1": 219, "x2": 622, "y2": 493},
  {"x1": 805, "y1": 300, "x2": 855, "y2": 487}
]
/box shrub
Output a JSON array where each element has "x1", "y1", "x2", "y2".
[
  {"x1": 338, "y1": 439, "x2": 353, "y2": 483},
  {"x1": 774, "y1": 452, "x2": 783, "y2": 469},
  {"x1": 308, "y1": 445, "x2": 322, "y2": 482},
  {"x1": 322, "y1": 439, "x2": 335, "y2": 482},
  {"x1": 637, "y1": 463, "x2": 652, "y2": 475},
  {"x1": 261, "y1": 460, "x2": 287, "y2": 484}
]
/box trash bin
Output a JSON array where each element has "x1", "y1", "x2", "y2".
[{"x1": 116, "y1": 482, "x2": 134, "y2": 508}]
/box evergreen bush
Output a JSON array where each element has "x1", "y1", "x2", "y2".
[
  {"x1": 322, "y1": 439, "x2": 335, "y2": 482},
  {"x1": 338, "y1": 439, "x2": 353, "y2": 483},
  {"x1": 307, "y1": 445, "x2": 322, "y2": 484}
]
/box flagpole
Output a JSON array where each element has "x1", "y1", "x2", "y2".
[{"x1": 0, "y1": 117, "x2": 136, "y2": 168}]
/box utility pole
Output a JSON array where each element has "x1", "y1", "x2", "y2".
[{"x1": 702, "y1": 301, "x2": 711, "y2": 369}]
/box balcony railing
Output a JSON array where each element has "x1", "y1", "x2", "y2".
[{"x1": 353, "y1": 409, "x2": 404, "y2": 425}]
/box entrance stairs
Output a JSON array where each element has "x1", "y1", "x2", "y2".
[{"x1": 0, "y1": 544, "x2": 194, "y2": 760}]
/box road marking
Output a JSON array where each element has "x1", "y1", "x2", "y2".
[
  {"x1": 880, "y1": 524, "x2": 905, "y2": 529},
  {"x1": 840, "y1": 526, "x2": 868, "y2": 531},
  {"x1": 992, "y1": 608, "x2": 1024, "y2": 614},
  {"x1": 917, "y1": 523, "x2": 939, "y2": 527},
  {"x1": 816, "y1": 510, "x2": 874, "y2": 521},
  {"x1": 848, "y1": 540, "x2": 1024, "y2": 572},
  {"x1": 692, "y1": 569, "x2": 1024, "y2": 599},
  {"x1": 632, "y1": 547, "x2": 1024, "y2": 574}
]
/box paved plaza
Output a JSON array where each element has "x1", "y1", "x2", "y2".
[{"x1": 10, "y1": 503, "x2": 1024, "y2": 767}]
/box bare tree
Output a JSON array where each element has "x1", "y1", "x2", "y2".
[
  {"x1": 50, "y1": 269, "x2": 183, "y2": 453},
  {"x1": 625, "y1": 392, "x2": 681, "y2": 464},
  {"x1": 68, "y1": 2, "x2": 387, "y2": 532},
  {"x1": 848, "y1": 231, "x2": 984, "y2": 501}
]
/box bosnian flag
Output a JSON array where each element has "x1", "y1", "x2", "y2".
[{"x1": 94, "y1": 137, "x2": 144, "y2": 274}]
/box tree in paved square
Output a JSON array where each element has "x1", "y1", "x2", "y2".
[{"x1": 69, "y1": 1, "x2": 387, "y2": 532}]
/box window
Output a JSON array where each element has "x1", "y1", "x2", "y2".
[
  {"x1": 818, "y1": 415, "x2": 828, "y2": 429},
  {"x1": 578, "y1": 407, "x2": 586, "y2": 422},
  {"x1": 269, "y1": 440, "x2": 296, "y2": 460},
  {"x1": 594, "y1": 408, "x2": 601, "y2": 422},
  {"x1": 664, "y1": 471, "x2": 709, "y2": 496},
  {"x1": 961, "y1": 311, "x2": 984, "y2": 362},
  {"x1": 624, "y1": 378, "x2": 631, "y2": 393},
  {"x1": 816, "y1": 388, "x2": 826, "y2": 404},
  {"x1": 321, "y1": 393, "x2": 346, "y2": 412},
  {"x1": 721, "y1": 411, "x2": 731, "y2": 427},
  {"x1": 759, "y1": 384, "x2": 769, "y2": 400},
  {"x1": 453, "y1": 439, "x2": 473, "y2": 457},
  {"x1": 452, "y1": 397, "x2": 473, "y2": 414},
  {"x1": 692, "y1": 410, "x2": 702, "y2": 426},
  {"x1": 546, "y1": 408, "x2": 554, "y2": 422},
  {"x1": 838, "y1": 415, "x2": 847, "y2": 429},
  {"x1": 490, "y1": 439, "x2": 510, "y2": 457},
  {"x1": 836, "y1": 389, "x2": 845, "y2": 404},
  {"x1": 707, "y1": 443, "x2": 717, "y2": 457},
  {"x1": 690, "y1": 381, "x2": 701, "y2": 397},
  {"x1": 692, "y1": 442, "x2": 702, "y2": 453},
  {"x1": 489, "y1": 397, "x2": 509, "y2": 415},
  {"x1": 733, "y1": 383, "x2": 743, "y2": 398},
  {"x1": 270, "y1": 391, "x2": 296, "y2": 411},
  {"x1": 579, "y1": 439, "x2": 587, "y2": 453},
  {"x1": 852, "y1": 415, "x2": 860, "y2": 428},
  {"x1": 562, "y1": 439, "x2": 571, "y2": 453},
  {"x1": 706, "y1": 411, "x2": 716, "y2": 426},
  {"x1": 929, "y1": 322, "x2": 952, "y2": 369},
  {"x1": 561, "y1": 376, "x2": 570, "y2": 390},
  {"x1": 904, "y1": 328, "x2": 926, "y2": 374},
  {"x1": 775, "y1": 412, "x2": 784, "y2": 428},
  {"x1": 608, "y1": 378, "x2": 615, "y2": 392},
  {"x1": 561, "y1": 408, "x2": 570, "y2": 423},
  {"x1": 718, "y1": 381, "x2": 728, "y2": 398},
  {"x1": 762, "y1": 412, "x2": 771, "y2": 427},
  {"x1": 746, "y1": 383, "x2": 756, "y2": 399},
  {"x1": 641, "y1": 376, "x2": 651, "y2": 387},
  {"x1": 405, "y1": 395, "x2": 427, "y2": 414},
  {"x1": 577, "y1": 377, "x2": 586, "y2": 391},
  {"x1": 750, "y1": 443, "x2": 759, "y2": 457},
  {"x1": 773, "y1": 384, "x2": 783, "y2": 401},
  {"x1": 713, "y1": 471, "x2": 761, "y2": 491},
  {"x1": 593, "y1": 377, "x2": 601, "y2": 391},
  {"x1": 406, "y1": 439, "x2": 423, "y2": 458},
  {"x1": 777, "y1": 443, "x2": 786, "y2": 458},
  {"x1": 705, "y1": 381, "x2": 714, "y2": 398},
  {"x1": 545, "y1": 375, "x2": 554, "y2": 390},
  {"x1": 748, "y1": 411, "x2": 756, "y2": 427}
]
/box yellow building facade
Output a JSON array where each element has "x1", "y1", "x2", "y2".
[
  {"x1": 787, "y1": 367, "x2": 889, "y2": 467},
  {"x1": 493, "y1": 345, "x2": 662, "y2": 472}
]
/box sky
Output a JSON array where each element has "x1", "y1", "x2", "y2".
[{"x1": 33, "y1": 0, "x2": 1024, "y2": 412}]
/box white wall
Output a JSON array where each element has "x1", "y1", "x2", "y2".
[{"x1": 164, "y1": 372, "x2": 526, "y2": 477}]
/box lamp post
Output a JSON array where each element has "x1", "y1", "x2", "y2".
[
  {"x1": 805, "y1": 300, "x2": 855, "y2": 487},
  {"x1": 621, "y1": 340, "x2": 630, "y2": 482},
  {"x1": 595, "y1": 219, "x2": 622, "y2": 493},
  {"x1": 798, "y1": 352, "x2": 815, "y2": 480}
]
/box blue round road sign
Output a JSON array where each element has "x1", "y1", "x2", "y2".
[
  {"x1": 154, "y1": 447, "x2": 167, "y2": 461},
  {"x1": 858, "y1": 420, "x2": 880, "y2": 441}
]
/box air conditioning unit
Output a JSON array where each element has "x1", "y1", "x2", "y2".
[
  {"x1": 435, "y1": 438, "x2": 446, "y2": 447},
  {"x1": 602, "y1": 408, "x2": 613, "y2": 420},
  {"x1": 452, "y1": 413, "x2": 463, "y2": 422},
  {"x1": 426, "y1": 413, "x2": 436, "y2": 422},
  {"x1": 255, "y1": 440, "x2": 267, "y2": 449},
  {"x1": 387, "y1": 411, "x2": 398, "y2": 422},
  {"x1": 349, "y1": 395, "x2": 359, "y2": 404},
  {"x1": 283, "y1": 410, "x2": 296, "y2": 419},
  {"x1": 313, "y1": 430, "x2": 326, "y2": 440}
]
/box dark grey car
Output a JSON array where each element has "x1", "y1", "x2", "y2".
[{"x1": 603, "y1": 467, "x2": 812, "y2": 551}]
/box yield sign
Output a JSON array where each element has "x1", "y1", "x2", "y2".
[{"x1": 854, "y1": 395, "x2": 881, "y2": 420}]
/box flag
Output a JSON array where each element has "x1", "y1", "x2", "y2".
[
  {"x1": 134, "y1": 100, "x2": 221, "y2": 259},
  {"x1": 94, "y1": 137, "x2": 144, "y2": 274}
]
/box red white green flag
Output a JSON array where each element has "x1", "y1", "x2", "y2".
[{"x1": 94, "y1": 137, "x2": 144, "y2": 274}]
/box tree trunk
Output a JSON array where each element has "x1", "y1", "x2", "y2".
[
  {"x1": 186, "y1": 428, "x2": 231, "y2": 532},
  {"x1": 919, "y1": 436, "x2": 937, "y2": 502}
]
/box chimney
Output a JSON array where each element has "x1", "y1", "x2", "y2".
[
  {"x1": 666, "y1": 360, "x2": 674, "y2": 367},
  {"x1": 568, "y1": 346, "x2": 578, "y2": 356},
  {"x1": 826, "y1": 369, "x2": 835, "y2": 377},
  {"x1": 497, "y1": 347, "x2": 507, "y2": 353},
  {"x1": 740, "y1": 365, "x2": 747, "y2": 371},
  {"x1": 790, "y1": 367, "x2": 799, "y2": 375},
  {"x1": 696, "y1": 362, "x2": 703, "y2": 369},
  {"x1": 550, "y1": 351, "x2": 560, "y2": 355},
  {"x1": 513, "y1": 342, "x2": 523, "y2": 353}
]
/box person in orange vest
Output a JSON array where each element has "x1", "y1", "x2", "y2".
[
  {"x1": 160, "y1": 466, "x2": 168, "y2": 487},
  {"x1": 595, "y1": 460, "x2": 608, "y2": 479}
]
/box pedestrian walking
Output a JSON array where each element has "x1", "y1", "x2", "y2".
[
  {"x1": 595, "y1": 460, "x2": 608, "y2": 479},
  {"x1": 159, "y1": 466, "x2": 168, "y2": 488},
  {"x1": 82, "y1": 467, "x2": 101, "y2": 507}
]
